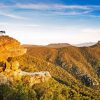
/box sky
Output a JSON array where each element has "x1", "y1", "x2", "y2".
[{"x1": 0, "y1": 0, "x2": 100, "y2": 45}]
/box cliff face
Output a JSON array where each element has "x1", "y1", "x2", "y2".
[
  {"x1": 0, "y1": 36, "x2": 27, "y2": 61},
  {"x1": 0, "y1": 36, "x2": 51, "y2": 86}
]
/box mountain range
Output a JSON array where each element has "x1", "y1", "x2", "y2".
[
  {"x1": 0, "y1": 36, "x2": 100, "y2": 100},
  {"x1": 14, "y1": 40, "x2": 100, "y2": 99},
  {"x1": 22, "y1": 41, "x2": 100, "y2": 86}
]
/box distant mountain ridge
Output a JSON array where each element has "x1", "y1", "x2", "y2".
[
  {"x1": 97, "y1": 41, "x2": 100, "y2": 44},
  {"x1": 47, "y1": 43, "x2": 71, "y2": 48},
  {"x1": 74, "y1": 42, "x2": 96, "y2": 47},
  {"x1": 23, "y1": 41, "x2": 99, "y2": 48}
]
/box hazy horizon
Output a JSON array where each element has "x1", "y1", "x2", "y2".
[
  {"x1": 21, "y1": 41, "x2": 97, "y2": 45},
  {"x1": 0, "y1": 0, "x2": 100, "y2": 45}
]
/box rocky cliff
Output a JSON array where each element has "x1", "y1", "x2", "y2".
[
  {"x1": 0, "y1": 36, "x2": 27, "y2": 60},
  {"x1": 0, "y1": 36, "x2": 51, "y2": 86}
]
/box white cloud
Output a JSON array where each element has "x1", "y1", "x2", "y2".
[
  {"x1": 15, "y1": 3, "x2": 100, "y2": 10},
  {"x1": 0, "y1": 3, "x2": 100, "y2": 16},
  {"x1": 16, "y1": 4, "x2": 90, "y2": 10},
  {"x1": 51, "y1": 10, "x2": 90, "y2": 15},
  {"x1": 0, "y1": 12, "x2": 26, "y2": 19}
]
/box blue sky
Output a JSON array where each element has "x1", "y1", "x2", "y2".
[{"x1": 0, "y1": 0, "x2": 100, "y2": 45}]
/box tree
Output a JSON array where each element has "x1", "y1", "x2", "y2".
[{"x1": 0, "y1": 31, "x2": 6, "y2": 35}]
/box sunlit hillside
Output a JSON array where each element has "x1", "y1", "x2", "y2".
[
  {"x1": 0, "y1": 36, "x2": 100, "y2": 100},
  {"x1": 22, "y1": 42, "x2": 100, "y2": 86}
]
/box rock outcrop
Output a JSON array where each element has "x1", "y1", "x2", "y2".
[
  {"x1": 0, "y1": 35, "x2": 51, "y2": 86},
  {"x1": 3, "y1": 60, "x2": 51, "y2": 86},
  {"x1": 0, "y1": 36, "x2": 27, "y2": 61},
  {"x1": 21, "y1": 71, "x2": 51, "y2": 86}
]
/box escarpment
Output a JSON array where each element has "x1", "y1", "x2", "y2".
[
  {"x1": 0, "y1": 36, "x2": 27, "y2": 60},
  {"x1": 0, "y1": 36, "x2": 51, "y2": 86}
]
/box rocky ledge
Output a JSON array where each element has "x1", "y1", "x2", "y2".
[{"x1": 0, "y1": 36, "x2": 51, "y2": 86}]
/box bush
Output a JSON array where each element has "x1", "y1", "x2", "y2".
[{"x1": 0, "y1": 84, "x2": 14, "y2": 100}]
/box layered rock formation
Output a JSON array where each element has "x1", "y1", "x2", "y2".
[{"x1": 0, "y1": 36, "x2": 27, "y2": 61}]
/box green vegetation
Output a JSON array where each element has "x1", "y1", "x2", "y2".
[
  {"x1": 0, "y1": 36, "x2": 100, "y2": 100},
  {"x1": 0, "y1": 78, "x2": 100, "y2": 100}
]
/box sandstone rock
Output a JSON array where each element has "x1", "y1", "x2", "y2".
[
  {"x1": 0, "y1": 36, "x2": 27, "y2": 61},
  {"x1": 0, "y1": 36, "x2": 51, "y2": 85},
  {"x1": 21, "y1": 71, "x2": 51, "y2": 86},
  {"x1": 11, "y1": 61, "x2": 20, "y2": 71}
]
